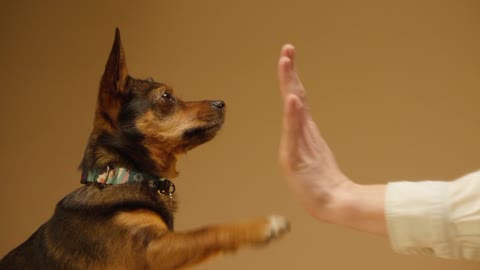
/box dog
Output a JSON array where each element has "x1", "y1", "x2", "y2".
[{"x1": 0, "y1": 29, "x2": 289, "y2": 270}]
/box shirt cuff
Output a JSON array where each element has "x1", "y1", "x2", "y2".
[{"x1": 386, "y1": 180, "x2": 450, "y2": 257}]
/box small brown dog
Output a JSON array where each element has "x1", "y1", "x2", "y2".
[{"x1": 0, "y1": 29, "x2": 289, "y2": 270}]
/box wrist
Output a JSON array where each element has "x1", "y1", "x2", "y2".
[
  {"x1": 309, "y1": 178, "x2": 357, "y2": 223},
  {"x1": 309, "y1": 179, "x2": 387, "y2": 236}
]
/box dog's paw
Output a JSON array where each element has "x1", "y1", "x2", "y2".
[{"x1": 264, "y1": 215, "x2": 290, "y2": 243}]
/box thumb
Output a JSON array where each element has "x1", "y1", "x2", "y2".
[{"x1": 280, "y1": 94, "x2": 304, "y2": 165}]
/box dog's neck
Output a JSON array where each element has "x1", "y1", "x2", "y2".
[
  {"x1": 80, "y1": 131, "x2": 180, "y2": 180},
  {"x1": 80, "y1": 166, "x2": 176, "y2": 198}
]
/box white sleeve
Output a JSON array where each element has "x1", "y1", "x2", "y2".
[{"x1": 386, "y1": 170, "x2": 480, "y2": 260}]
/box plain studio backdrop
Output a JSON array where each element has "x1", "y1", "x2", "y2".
[{"x1": 0, "y1": 1, "x2": 479, "y2": 269}]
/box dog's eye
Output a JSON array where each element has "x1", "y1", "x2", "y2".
[{"x1": 161, "y1": 91, "x2": 175, "y2": 103}]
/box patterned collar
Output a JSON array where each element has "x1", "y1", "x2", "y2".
[{"x1": 80, "y1": 166, "x2": 176, "y2": 199}]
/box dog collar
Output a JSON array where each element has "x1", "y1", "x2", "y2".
[{"x1": 80, "y1": 166, "x2": 176, "y2": 199}]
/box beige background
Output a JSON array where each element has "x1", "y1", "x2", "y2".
[{"x1": 1, "y1": 1, "x2": 479, "y2": 269}]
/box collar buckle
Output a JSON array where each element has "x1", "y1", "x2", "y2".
[
  {"x1": 157, "y1": 178, "x2": 176, "y2": 196},
  {"x1": 157, "y1": 178, "x2": 175, "y2": 206}
]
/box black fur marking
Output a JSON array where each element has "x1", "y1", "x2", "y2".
[
  {"x1": 182, "y1": 127, "x2": 210, "y2": 141},
  {"x1": 100, "y1": 111, "x2": 115, "y2": 129},
  {"x1": 80, "y1": 77, "x2": 165, "y2": 174}
]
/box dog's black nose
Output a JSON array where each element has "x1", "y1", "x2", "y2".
[{"x1": 211, "y1": 100, "x2": 225, "y2": 109}]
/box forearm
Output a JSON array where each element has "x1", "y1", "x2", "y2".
[{"x1": 310, "y1": 181, "x2": 388, "y2": 236}]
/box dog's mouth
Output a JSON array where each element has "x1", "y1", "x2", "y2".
[
  {"x1": 182, "y1": 121, "x2": 223, "y2": 149},
  {"x1": 183, "y1": 122, "x2": 222, "y2": 141}
]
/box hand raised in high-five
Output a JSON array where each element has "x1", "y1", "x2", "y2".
[{"x1": 277, "y1": 45, "x2": 386, "y2": 235}]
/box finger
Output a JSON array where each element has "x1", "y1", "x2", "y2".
[
  {"x1": 280, "y1": 44, "x2": 295, "y2": 67},
  {"x1": 291, "y1": 96, "x2": 317, "y2": 157},
  {"x1": 278, "y1": 56, "x2": 292, "y2": 98},
  {"x1": 277, "y1": 44, "x2": 295, "y2": 98},
  {"x1": 283, "y1": 95, "x2": 321, "y2": 162},
  {"x1": 302, "y1": 115, "x2": 324, "y2": 157},
  {"x1": 277, "y1": 45, "x2": 307, "y2": 102}
]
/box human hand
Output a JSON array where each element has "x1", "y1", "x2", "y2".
[{"x1": 277, "y1": 45, "x2": 352, "y2": 221}]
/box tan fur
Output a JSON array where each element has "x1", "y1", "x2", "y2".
[{"x1": 144, "y1": 217, "x2": 278, "y2": 270}]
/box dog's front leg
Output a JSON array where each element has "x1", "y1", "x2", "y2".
[{"x1": 146, "y1": 215, "x2": 289, "y2": 270}]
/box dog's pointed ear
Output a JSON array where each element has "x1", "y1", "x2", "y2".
[{"x1": 101, "y1": 28, "x2": 129, "y2": 94}]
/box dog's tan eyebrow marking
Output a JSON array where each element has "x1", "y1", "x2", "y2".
[{"x1": 149, "y1": 86, "x2": 176, "y2": 101}]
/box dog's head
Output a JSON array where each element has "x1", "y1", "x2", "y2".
[{"x1": 80, "y1": 29, "x2": 225, "y2": 178}]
